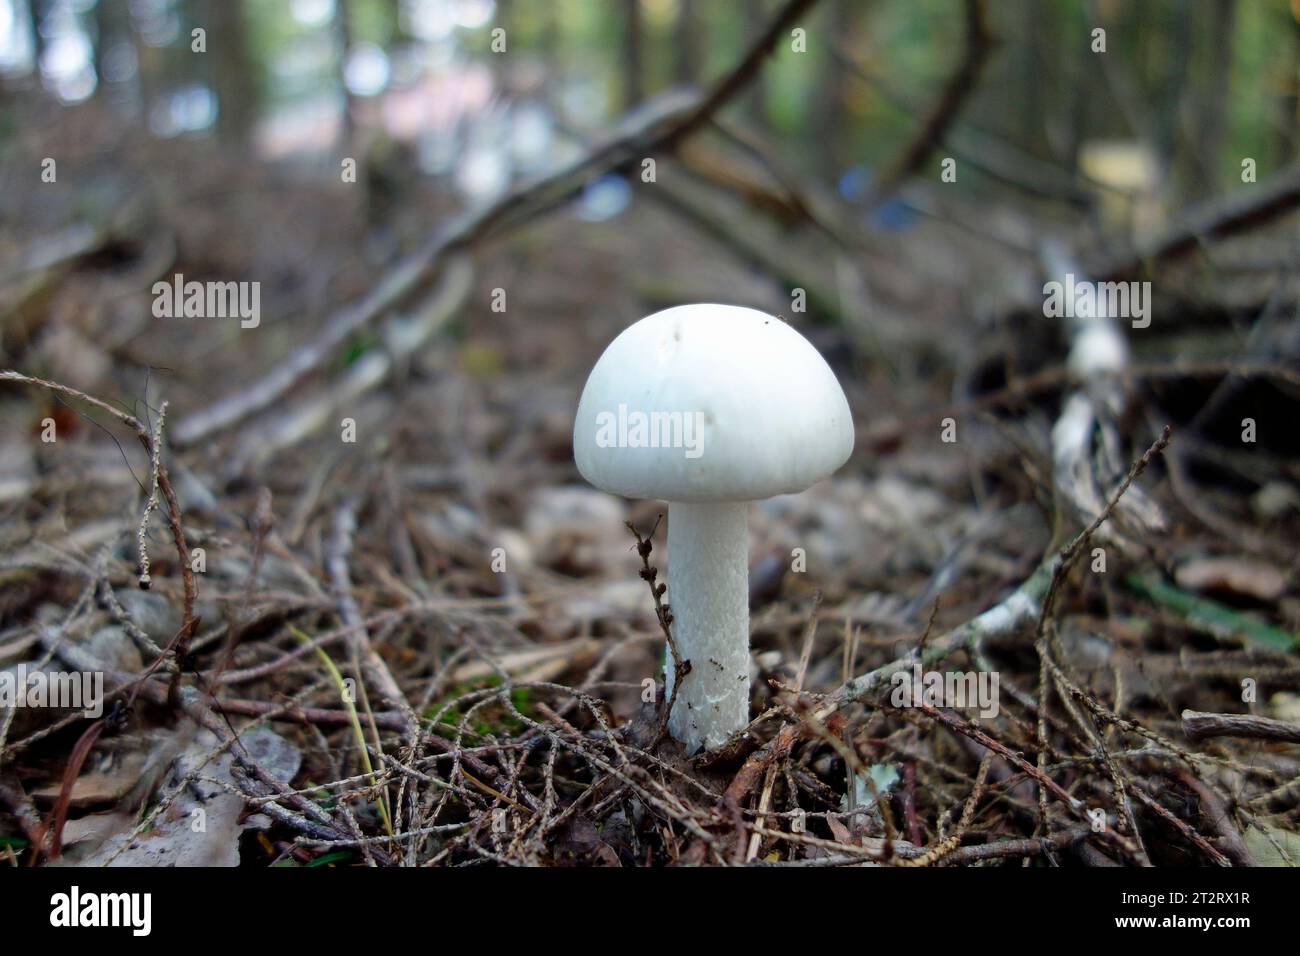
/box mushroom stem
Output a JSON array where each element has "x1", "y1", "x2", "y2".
[{"x1": 664, "y1": 499, "x2": 750, "y2": 754}]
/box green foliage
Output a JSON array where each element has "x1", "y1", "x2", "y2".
[
  {"x1": 336, "y1": 331, "x2": 380, "y2": 371},
  {"x1": 1125, "y1": 574, "x2": 1299, "y2": 653},
  {"x1": 425, "y1": 676, "x2": 534, "y2": 737},
  {"x1": 304, "y1": 849, "x2": 358, "y2": 867}
]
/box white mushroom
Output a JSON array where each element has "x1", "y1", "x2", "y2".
[{"x1": 572, "y1": 304, "x2": 854, "y2": 753}]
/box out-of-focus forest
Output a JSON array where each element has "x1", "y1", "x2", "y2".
[
  {"x1": 4, "y1": 0, "x2": 1298, "y2": 190},
  {"x1": 2, "y1": 0, "x2": 1300, "y2": 870}
]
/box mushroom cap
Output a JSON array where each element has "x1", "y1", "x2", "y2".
[{"x1": 573, "y1": 304, "x2": 854, "y2": 502}]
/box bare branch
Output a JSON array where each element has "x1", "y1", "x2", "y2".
[{"x1": 1182, "y1": 710, "x2": 1300, "y2": 745}]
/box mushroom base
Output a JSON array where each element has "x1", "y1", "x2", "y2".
[{"x1": 664, "y1": 500, "x2": 751, "y2": 754}]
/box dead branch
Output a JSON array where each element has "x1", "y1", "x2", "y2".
[
  {"x1": 215, "y1": 698, "x2": 409, "y2": 732},
  {"x1": 226, "y1": 254, "x2": 475, "y2": 470},
  {"x1": 327, "y1": 500, "x2": 419, "y2": 739},
  {"x1": 1174, "y1": 768, "x2": 1255, "y2": 867},
  {"x1": 1037, "y1": 426, "x2": 1172, "y2": 630},
  {"x1": 625, "y1": 517, "x2": 685, "y2": 744},
  {"x1": 1093, "y1": 160, "x2": 1300, "y2": 280},
  {"x1": 1126, "y1": 781, "x2": 1231, "y2": 867},
  {"x1": 1182, "y1": 709, "x2": 1300, "y2": 744}
]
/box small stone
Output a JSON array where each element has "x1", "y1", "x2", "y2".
[{"x1": 87, "y1": 625, "x2": 143, "y2": 674}]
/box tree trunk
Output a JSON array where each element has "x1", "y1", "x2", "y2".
[
  {"x1": 675, "y1": 0, "x2": 702, "y2": 86},
  {"x1": 210, "y1": 0, "x2": 257, "y2": 147},
  {"x1": 743, "y1": 5, "x2": 768, "y2": 132},
  {"x1": 811, "y1": 0, "x2": 850, "y2": 177},
  {"x1": 93, "y1": 0, "x2": 132, "y2": 97},
  {"x1": 1277, "y1": 10, "x2": 1300, "y2": 166},
  {"x1": 1156, "y1": 0, "x2": 1192, "y2": 181},
  {"x1": 25, "y1": 0, "x2": 46, "y2": 77},
  {"x1": 622, "y1": 0, "x2": 644, "y2": 109},
  {"x1": 334, "y1": 0, "x2": 358, "y2": 149},
  {"x1": 1196, "y1": 0, "x2": 1237, "y2": 192}
]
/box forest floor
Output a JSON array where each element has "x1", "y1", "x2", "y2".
[{"x1": 2, "y1": 92, "x2": 1300, "y2": 867}]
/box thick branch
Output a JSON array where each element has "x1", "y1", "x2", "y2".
[
  {"x1": 1182, "y1": 710, "x2": 1300, "y2": 744},
  {"x1": 1093, "y1": 161, "x2": 1300, "y2": 280}
]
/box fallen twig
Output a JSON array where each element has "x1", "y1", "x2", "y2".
[
  {"x1": 327, "y1": 500, "x2": 419, "y2": 740},
  {"x1": 0, "y1": 372, "x2": 197, "y2": 685},
  {"x1": 1093, "y1": 160, "x2": 1300, "y2": 280},
  {"x1": 828, "y1": 426, "x2": 1171, "y2": 713},
  {"x1": 1182, "y1": 710, "x2": 1300, "y2": 745}
]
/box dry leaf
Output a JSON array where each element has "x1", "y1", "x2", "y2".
[{"x1": 1175, "y1": 557, "x2": 1287, "y2": 603}]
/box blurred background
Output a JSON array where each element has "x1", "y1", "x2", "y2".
[
  {"x1": 1, "y1": 0, "x2": 1297, "y2": 369},
  {"x1": 2, "y1": 0, "x2": 1297, "y2": 465},
  {"x1": 3, "y1": 0, "x2": 1297, "y2": 195}
]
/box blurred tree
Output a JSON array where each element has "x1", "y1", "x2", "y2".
[
  {"x1": 1194, "y1": 0, "x2": 1237, "y2": 191},
  {"x1": 1280, "y1": 8, "x2": 1300, "y2": 165},
  {"x1": 24, "y1": 0, "x2": 46, "y2": 77},
  {"x1": 623, "y1": 0, "x2": 644, "y2": 108},
  {"x1": 389, "y1": 0, "x2": 409, "y2": 45},
  {"x1": 209, "y1": 0, "x2": 257, "y2": 146},
  {"x1": 675, "y1": 0, "x2": 703, "y2": 86},
  {"x1": 1155, "y1": 0, "x2": 1192, "y2": 179},
  {"x1": 334, "y1": 0, "x2": 357, "y2": 147},
  {"x1": 539, "y1": 0, "x2": 560, "y2": 99},
  {"x1": 812, "y1": 0, "x2": 850, "y2": 177},
  {"x1": 93, "y1": 0, "x2": 133, "y2": 108},
  {"x1": 742, "y1": 4, "x2": 769, "y2": 132},
  {"x1": 1062, "y1": 1, "x2": 1092, "y2": 177}
]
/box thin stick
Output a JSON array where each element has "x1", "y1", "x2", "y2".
[
  {"x1": 136, "y1": 401, "x2": 166, "y2": 589},
  {"x1": 0, "y1": 371, "x2": 197, "y2": 679}
]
